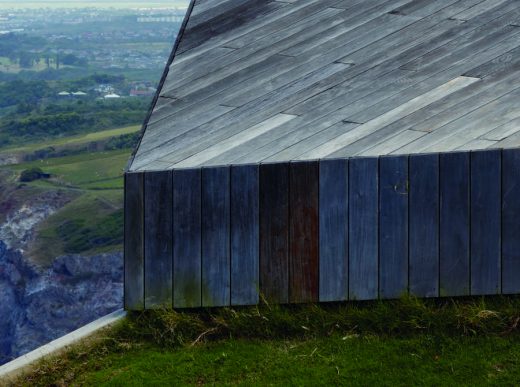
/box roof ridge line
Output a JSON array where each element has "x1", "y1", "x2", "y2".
[{"x1": 125, "y1": 0, "x2": 198, "y2": 172}]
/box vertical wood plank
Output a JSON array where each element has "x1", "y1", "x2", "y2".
[
  {"x1": 144, "y1": 170, "x2": 173, "y2": 308},
  {"x1": 319, "y1": 158, "x2": 348, "y2": 302},
  {"x1": 409, "y1": 153, "x2": 439, "y2": 298},
  {"x1": 379, "y1": 155, "x2": 408, "y2": 299},
  {"x1": 502, "y1": 149, "x2": 520, "y2": 294},
  {"x1": 124, "y1": 172, "x2": 144, "y2": 310},
  {"x1": 471, "y1": 149, "x2": 501, "y2": 295},
  {"x1": 289, "y1": 161, "x2": 319, "y2": 303},
  {"x1": 201, "y1": 166, "x2": 230, "y2": 307},
  {"x1": 173, "y1": 168, "x2": 201, "y2": 308},
  {"x1": 439, "y1": 152, "x2": 470, "y2": 297},
  {"x1": 231, "y1": 164, "x2": 259, "y2": 306},
  {"x1": 349, "y1": 157, "x2": 378, "y2": 300},
  {"x1": 259, "y1": 162, "x2": 289, "y2": 304}
]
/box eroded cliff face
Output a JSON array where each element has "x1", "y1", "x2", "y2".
[
  {"x1": 0, "y1": 176, "x2": 123, "y2": 365},
  {"x1": 0, "y1": 242, "x2": 123, "y2": 365}
]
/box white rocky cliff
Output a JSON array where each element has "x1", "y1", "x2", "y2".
[{"x1": 0, "y1": 193, "x2": 123, "y2": 365}]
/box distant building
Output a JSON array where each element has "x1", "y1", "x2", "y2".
[
  {"x1": 137, "y1": 16, "x2": 183, "y2": 23},
  {"x1": 130, "y1": 87, "x2": 155, "y2": 97},
  {"x1": 95, "y1": 84, "x2": 114, "y2": 93},
  {"x1": 58, "y1": 91, "x2": 70, "y2": 96},
  {"x1": 104, "y1": 93, "x2": 121, "y2": 99},
  {"x1": 72, "y1": 91, "x2": 87, "y2": 96}
]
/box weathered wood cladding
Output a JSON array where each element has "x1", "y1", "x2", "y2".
[
  {"x1": 144, "y1": 171, "x2": 173, "y2": 308},
  {"x1": 124, "y1": 173, "x2": 144, "y2": 310},
  {"x1": 259, "y1": 162, "x2": 289, "y2": 304},
  {"x1": 125, "y1": 148, "x2": 520, "y2": 309},
  {"x1": 130, "y1": 0, "x2": 520, "y2": 172}
]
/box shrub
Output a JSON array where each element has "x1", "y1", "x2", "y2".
[{"x1": 19, "y1": 167, "x2": 50, "y2": 182}]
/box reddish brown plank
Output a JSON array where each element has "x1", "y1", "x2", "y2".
[{"x1": 289, "y1": 161, "x2": 319, "y2": 303}]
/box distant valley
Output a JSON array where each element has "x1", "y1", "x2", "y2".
[{"x1": 0, "y1": 4, "x2": 184, "y2": 364}]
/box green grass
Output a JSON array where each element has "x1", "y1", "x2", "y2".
[
  {"x1": 30, "y1": 190, "x2": 123, "y2": 263},
  {"x1": 0, "y1": 147, "x2": 129, "y2": 264},
  {"x1": 26, "y1": 150, "x2": 127, "y2": 262},
  {"x1": 11, "y1": 297, "x2": 520, "y2": 386},
  {"x1": 6, "y1": 149, "x2": 129, "y2": 189},
  {"x1": 2, "y1": 125, "x2": 140, "y2": 154},
  {"x1": 0, "y1": 56, "x2": 62, "y2": 73},
  {"x1": 56, "y1": 336, "x2": 520, "y2": 386}
]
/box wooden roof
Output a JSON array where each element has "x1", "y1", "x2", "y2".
[{"x1": 129, "y1": 0, "x2": 520, "y2": 171}]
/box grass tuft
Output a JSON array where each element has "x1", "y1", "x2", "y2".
[{"x1": 117, "y1": 296, "x2": 520, "y2": 348}]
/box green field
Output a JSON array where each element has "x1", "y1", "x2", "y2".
[
  {"x1": 7, "y1": 149, "x2": 129, "y2": 189},
  {"x1": 31, "y1": 189, "x2": 124, "y2": 263},
  {"x1": 0, "y1": 56, "x2": 65, "y2": 73},
  {"x1": 3, "y1": 125, "x2": 140, "y2": 154},
  {"x1": 1, "y1": 146, "x2": 130, "y2": 264}
]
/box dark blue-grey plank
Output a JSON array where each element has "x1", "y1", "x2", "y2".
[
  {"x1": 502, "y1": 149, "x2": 520, "y2": 294},
  {"x1": 259, "y1": 162, "x2": 289, "y2": 304},
  {"x1": 409, "y1": 153, "x2": 439, "y2": 298},
  {"x1": 144, "y1": 171, "x2": 173, "y2": 308},
  {"x1": 173, "y1": 168, "x2": 201, "y2": 308},
  {"x1": 124, "y1": 172, "x2": 144, "y2": 310},
  {"x1": 348, "y1": 157, "x2": 378, "y2": 301},
  {"x1": 439, "y1": 152, "x2": 470, "y2": 297},
  {"x1": 379, "y1": 155, "x2": 408, "y2": 299},
  {"x1": 231, "y1": 164, "x2": 259, "y2": 306},
  {"x1": 471, "y1": 149, "x2": 501, "y2": 295},
  {"x1": 319, "y1": 158, "x2": 348, "y2": 302},
  {"x1": 201, "y1": 166, "x2": 231, "y2": 307}
]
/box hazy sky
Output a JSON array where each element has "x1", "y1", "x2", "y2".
[{"x1": 2, "y1": 0, "x2": 190, "y2": 9}]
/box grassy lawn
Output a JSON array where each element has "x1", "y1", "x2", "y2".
[
  {"x1": 60, "y1": 336, "x2": 520, "y2": 386},
  {"x1": 12, "y1": 297, "x2": 520, "y2": 386},
  {"x1": 2, "y1": 125, "x2": 140, "y2": 154}
]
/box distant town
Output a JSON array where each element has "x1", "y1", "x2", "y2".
[
  {"x1": 0, "y1": 5, "x2": 188, "y2": 148},
  {"x1": 0, "y1": 6, "x2": 186, "y2": 93}
]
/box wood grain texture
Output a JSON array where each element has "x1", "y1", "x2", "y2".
[
  {"x1": 501, "y1": 148, "x2": 520, "y2": 294},
  {"x1": 127, "y1": 0, "x2": 520, "y2": 303},
  {"x1": 319, "y1": 158, "x2": 348, "y2": 302},
  {"x1": 289, "y1": 161, "x2": 319, "y2": 303},
  {"x1": 231, "y1": 164, "x2": 260, "y2": 305},
  {"x1": 379, "y1": 155, "x2": 408, "y2": 299},
  {"x1": 124, "y1": 172, "x2": 144, "y2": 310},
  {"x1": 259, "y1": 162, "x2": 289, "y2": 303},
  {"x1": 470, "y1": 149, "x2": 501, "y2": 295},
  {"x1": 130, "y1": 0, "x2": 520, "y2": 172},
  {"x1": 144, "y1": 171, "x2": 173, "y2": 308},
  {"x1": 409, "y1": 153, "x2": 439, "y2": 298},
  {"x1": 201, "y1": 166, "x2": 231, "y2": 307},
  {"x1": 178, "y1": 0, "x2": 281, "y2": 54},
  {"x1": 348, "y1": 157, "x2": 378, "y2": 300},
  {"x1": 439, "y1": 152, "x2": 470, "y2": 296},
  {"x1": 173, "y1": 168, "x2": 201, "y2": 308}
]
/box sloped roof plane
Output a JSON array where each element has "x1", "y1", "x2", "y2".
[{"x1": 129, "y1": 0, "x2": 520, "y2": 171}]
